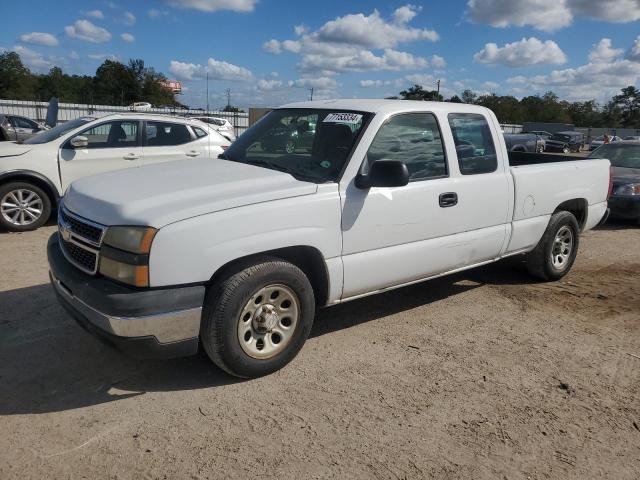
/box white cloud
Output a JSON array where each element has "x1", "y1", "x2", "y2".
[
  {"x1": 466, "y1": 0, "x2": 640, "y2": 32},
  {"x1": 10, "y1": 45, "x2": 52, "y2": 71},
  {"x1": 288, "y1": 77, "x2": 338, "y2": 90},
  {"x1": 88, "y1": 53, "x2": 119, "y2": 61},
  {"x1": 588, "y1": 38, "x2": 623, "y2": 63},
  {"x1": 262, "y1": 40, "x2": 281, "y2": 54},
  {"x1": 431, "y1": 54, "x2": 446, "y2": 68},
  {"x1": 315, "y1": 7, "x2": 438, "y2": 49},
  {"x1": 358, "y1": 78, "x2": 404, "y2": 88},
  {"x1": 121, "y1": 33, "x2": 135, "y2": 43},
  {"x1": 85, "y1": 9, "x2": 104, "y2": 19},
  {"x1": 19, "y1": 32, "x2": 58, "y2": 47},
  {"x1": 257, "y1": 79, "x2": 283, "y2": 91},
  {"x1": 264, "y1": 6, "x2": 440, "y2": 76},
  {"x1": 482, "y1": 81, "x2": 500, "y2": 90},
  {"x1": 69, "y1": 51, "x2": 80, "y2": 60},
  {"x1": 506, "y1": 75, "x2": 527, "y2": 84},
  {"x1": 516, "y1": 59, "x2": 640, "y2": 100},
  {"x1": 626, "y1": 35, "x2": 640, "y2": 62},
  {"x1": 122, "y1": 11, "x2": 136, "y2": 26},
  {"x1": 148, "y1": 8, "x2": 169, "y2": 18},
  {"x1": 169, "y1": 57, "x2": 253, "y2": 81},
  {"x1": 164, "y1": 0, "x2": 257, "y2": 12},
  {"x1": 65, "y1": 19, "x2": 112, "y2": 43},
  {"x1": 474, "y1": 37, "x2": 567, "y2": 67}
]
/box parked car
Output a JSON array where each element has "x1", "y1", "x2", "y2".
[
  {"x1": 545, "y1": 131, "x2": 585, "y2": 153},
  {"x1": 589, "y1": 142, "x2": 640, "y2": 223},
  {"x1": 622, "y1": 135, "x2": 640, "y2": 141},
  {"x1": 189, "y1": 116, "x2": 236, "y2": 141},
  {"x1": 129, "y1": 102, "x2": 152, "y2": 111},
  {"x1": 0, "y1": 113, "x2": 230, "y2": 231},
  {"x1": 260, "y1": 115, "x2": 316, "y2": 153},
  {"x1": 47, "y1": 99, "x2": 610, "y2": 378},
  {"x1": 590, "y1": 135, "x2": 621, "y2": 150},
  {"x1": 525, "y1": 130, "x2": 553, "y2": 141},
  {"x1": 503, "y1": 132, "x2": 545, "y2": 153},
  {"x1": 0, "y1": 114, "x2": 47, "y2": 142}
]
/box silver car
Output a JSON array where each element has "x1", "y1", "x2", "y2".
[{"x1": 0, "y1": 114, "x2": 46, "y2": 142}]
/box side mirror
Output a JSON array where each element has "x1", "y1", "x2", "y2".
[
  {"x1": 355, "y1": 159, "x2": 410, "y2": 189},
  {"x1": 69, "y1": 136, "x2": 88, "y2": 148}
]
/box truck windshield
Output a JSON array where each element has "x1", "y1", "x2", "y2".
[
  {"x1": 589, "y1": 144, "x2": 640, "y2": 169},
  {"x1": 22, "y1": 118, "x2": 92, "y2": 145},
  {"x1": 220, "y1": 109, "x2": 371, "y2": 183}
]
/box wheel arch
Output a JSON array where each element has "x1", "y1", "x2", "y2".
[
  {"x1": 553, "y1": 198, "x2": 588, "y2": 230},
  {"x1": 208, "y1": 245, "x2": 330, "y2": 306},
  {"x1": 0, "y1": 170, "x2": 61, "y2": 211}
]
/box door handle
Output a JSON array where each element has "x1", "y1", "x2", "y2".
[
  {"x1": 123, "y1": 153, "x2": 140, "y2": 161},
  {"x1": 439, "y1": 192, "x2": 458, "y2": 208},
  {"x1": 185, "y1": 150, "x2": 201, "y2": 157}
]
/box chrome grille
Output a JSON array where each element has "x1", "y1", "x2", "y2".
[{"x1": 58, "y1": 205, "x2": 106, "y2": 275}]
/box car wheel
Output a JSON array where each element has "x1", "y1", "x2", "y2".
[
  {"x1": 0, "y1": 182, "x2": 52, "y2": 232},
  {"x1": 537, "y1": 144, "x2": 545, "y2": 153},
  {"x1": 526, "y1": 211, "x2": 580, "y2": 281},
  {"x1": 201, "y1": 258, "x2": 315, "y2": 378},
  {"x1": 285, "y1": 140, "x2": 296, "y2": 154},
  {"x1": 562, "y1": 145, "x2": 570, "y2": 154}
]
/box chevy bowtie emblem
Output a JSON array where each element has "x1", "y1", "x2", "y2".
[{"x1": 60, "y1": 224, "x2": 72, "y2": 242}]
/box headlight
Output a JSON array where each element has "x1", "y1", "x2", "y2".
[
  {"x1": 613, "y1": 184, "x2": 640, "y2": 196},
  {"x1": 102, "y1": 226, "x2": 157, "y2": 254},
  {"x1": 99, "y1": 226, "x2": 157, "y2": 287}
]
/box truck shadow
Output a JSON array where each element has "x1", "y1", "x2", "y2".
[{"x1": 0, "y1": 257, "x2": 533, "y2": 415}]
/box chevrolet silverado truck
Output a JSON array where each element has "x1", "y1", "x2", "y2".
[
  {"x1": 48, "y1": 100, "x2": 611, "y2": 378},
  {"x1": 0, "y1": 113, "x2": 229, "y2": 231}
]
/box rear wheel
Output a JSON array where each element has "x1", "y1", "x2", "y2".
[
  {"x1": 526, "y1": 211, "x2": 579, "y2": 281},
  {"x1": 200, "y1": 258, "x2": 315, "y2": 378},
  {"x1": 285, "y1": 139, "x2": 296, "y2": 154},
  {"x1": 562, "y1": 145, "x2": 570, "y2": 154},
  {"x1": 0, "y1": 182, "x2": 51, "y2": 231}
]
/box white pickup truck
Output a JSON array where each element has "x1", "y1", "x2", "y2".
[{"x1": 48, "y1": 100, "x2": 610, "y2": 378}]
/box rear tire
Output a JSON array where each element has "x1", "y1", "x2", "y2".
[
  {"x1": 200, "y1": 258, "x2": 315, "y2": 378},
  {"x1": 0, "y1": 182, "x2": 52, "y2": 232},
  {"x1": 526, "y1": 211, "x2": 580, "y2": 281}
]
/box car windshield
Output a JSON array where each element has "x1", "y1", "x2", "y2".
[
  {"x1": 220, "y1": 108, "x2": 371, "y2": 183},
  {"x1": 22, "y1": 118, "x2": 91, "y2": 144},
  {"x1": 589, "y1": 144, "x2": 640, "y2": 168}
]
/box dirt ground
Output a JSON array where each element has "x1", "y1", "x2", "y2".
[{"x1": 0, "y1": 221, "x2": 639, "y2": 479}]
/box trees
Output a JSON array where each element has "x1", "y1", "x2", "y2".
[
  {"x1": 0, "y1": 50, "x2": 179, "y2": 106},
  {"x1": 399, "y1": 84, "x2": 443, "y2": 101},
  {"x1": 611, "y1": 86, "x2": 640, "y2": 128}
]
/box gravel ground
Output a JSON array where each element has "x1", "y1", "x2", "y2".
[{"x1": 0, "y1": 221, "x2": 639, "y2": 479}]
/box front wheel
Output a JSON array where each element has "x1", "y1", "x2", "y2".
[
  {"x1": 0, "y1": 182, "x2": 52, "y2": 231},
  {"x1": 200, "y1": 258, "x2": 315, "y2": 378},
  {"x1": 526, "y1": 211, "x2": 580, "y2": 281}
]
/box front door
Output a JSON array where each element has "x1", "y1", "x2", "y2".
[
  {"x1": 59, "y1": 120, "x2": 143, "y2": 190},
  {"x1": 340, "y1": 111, "x2": 509, "y2": 299}
]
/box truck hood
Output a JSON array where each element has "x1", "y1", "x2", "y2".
[
  {"x1": 64, "y1": 159, "x2": 318, "y2": 227},
  {"x1": 0, "y1": 142, "x2": 33, "y2": 158}
]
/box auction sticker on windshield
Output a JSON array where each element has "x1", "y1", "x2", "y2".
[{"x1": 324, "y1": 113, "x2": 363, "y2": 124}]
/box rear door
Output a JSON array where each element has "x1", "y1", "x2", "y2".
[
  {"x1": 142, "y1": 121, "x2": 203, "y2": 164},
  {"x1": 59, "y1": 120, "x2": 143, "y2": 189}
]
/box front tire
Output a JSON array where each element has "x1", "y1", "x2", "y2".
[
  {"x1": 0, "y1": 182, "x2": 52, "y2": 232},
  {"x1": 201, "y1": 258, "x2": 315, "y2": 378},
  {"x1": 526, "y1": 211, "x2": 580, "y2": 281}
]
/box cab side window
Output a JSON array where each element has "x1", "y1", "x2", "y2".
[
  {"x1": 448, "y1": 113, "x2": 497, "y2": 175},
  {"x1": 79, "y1": 121, "x2": 138, "y2": 149},
  {"x1": 366, "y1": 113, "x2": 447, "y2": 181},
  {"x1": 145, "y1": 122, "x2": 192, "y2": 146}
]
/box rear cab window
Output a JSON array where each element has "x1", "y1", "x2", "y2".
[{"x1": 448, "y1": 113, "x2": 498, "y2": 175}]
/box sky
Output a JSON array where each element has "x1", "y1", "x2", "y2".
[{"x1": 1, "y1": 0, "x2": 640, "y2": 109}]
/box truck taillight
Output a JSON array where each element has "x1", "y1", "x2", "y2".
[{"x1": 607, "y1": 166, "x2": 613, "y2": 199}]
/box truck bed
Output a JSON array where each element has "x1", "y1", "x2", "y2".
[{"x1": 508, "y1": 151, "x2": 589, "y2": 166}]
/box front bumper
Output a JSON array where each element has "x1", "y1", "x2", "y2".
[
  {"x1": 608, "y1": 196, "x2": 640, "y2": 220},
  {"x1": 48, "y1": 233, "x2": 205, "y2": 359}
]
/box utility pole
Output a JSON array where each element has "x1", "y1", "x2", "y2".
[
  {"x1": 309, "y1": 87, "x2": 314, "y2": 101},
  {"x1": 226, "y1": 88, "x2": 231, "y2": 109},
  {"x1": 206, "y1": 72, "x2": 209, "y2": 112},
  {"x1": 436, "y1": 79, "x2": 441, "y2": 98}
]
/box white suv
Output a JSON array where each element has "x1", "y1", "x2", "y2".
[{"x1": 0, "y1": 113, "x2": 231, "y2": 231}]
